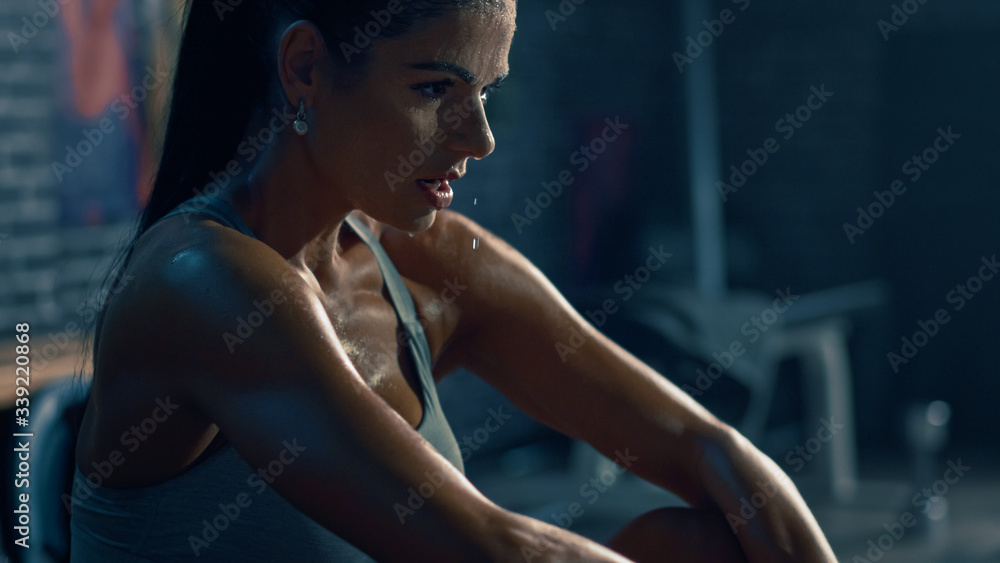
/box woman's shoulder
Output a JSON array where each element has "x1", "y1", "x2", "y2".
[
  {"x1": 135, "y1": 211, "x2": 275, "y2": 267},
  {"x1": 133, "y1": 213, "x2": 306, "y2": 296},
  {"x1": 100, "y1": 215, "x2": 320, "y2": 376}
]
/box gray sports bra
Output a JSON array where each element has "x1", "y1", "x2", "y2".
[{"x1": 69, "y1": 196, "x2": 464, "y2": 561}]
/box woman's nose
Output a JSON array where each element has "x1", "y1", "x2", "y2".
[{"x1": 445, "y1": 97, "x2": 495, "y2": 160}]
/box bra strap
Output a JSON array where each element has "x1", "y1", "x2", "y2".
[{"x1": 342, "y1": 215, "x2": 437, "y2": 405}]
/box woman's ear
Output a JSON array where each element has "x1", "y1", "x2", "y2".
[{"x1": 277, "y1": 20, "x2": 329, "y2": 108}]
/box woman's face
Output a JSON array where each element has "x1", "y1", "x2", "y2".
[{"x1": 309, "y1": 2, "x2": 516, "y2": 232}]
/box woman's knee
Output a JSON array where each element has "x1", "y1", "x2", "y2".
[{"x1": 607, "y1": 507, "x2": 747, "y2": 563}]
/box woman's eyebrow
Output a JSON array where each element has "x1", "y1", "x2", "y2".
[
  {"x1": 409, "y1": 61, "x2": 477, "y2": 83},
  {"x1": 488, "y1": 72, "x2": 508, "y2": 89},
  {"x1": 409, "y1": 61, "x2": 509, "y2": 87}
]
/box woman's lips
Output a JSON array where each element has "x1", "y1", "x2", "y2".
[{"x1": 416, "y1": 179, "x2": 453, "y2": 209}]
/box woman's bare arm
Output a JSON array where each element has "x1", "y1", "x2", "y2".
[
  {"x1": 386, "y1": 210, "x2": 836, "y2": 562},
  {"x1": 137, "y1": 223, "x2": 629, "y2": 562}
]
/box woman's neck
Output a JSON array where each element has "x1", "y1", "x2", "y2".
[{"x1": 219, "y1": 161, "x2": 354, "y2": 273}]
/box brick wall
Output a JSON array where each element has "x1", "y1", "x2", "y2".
[
  {"x1": 0, "y1": 0, "x2": 131, "y2": 353},
  {"x1": 1, "y1": 0, "x2": 63, "y2": 331}
]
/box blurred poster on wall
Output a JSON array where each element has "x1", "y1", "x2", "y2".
[{"x1": 52, "y1": 0, "x2": 183, "y2": 227}]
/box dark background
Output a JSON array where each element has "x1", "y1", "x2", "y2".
[{"x1": 438, "y1": 0, "x2": 999, "y2": 461}]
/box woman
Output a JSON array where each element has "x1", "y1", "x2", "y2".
[{"x1": 70, "y1": 1, "x2": 837, "y2": 561}]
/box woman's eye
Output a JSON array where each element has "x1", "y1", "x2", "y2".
[{"x1": 412, "y1": 80, "x2": 454, "y2": 100}]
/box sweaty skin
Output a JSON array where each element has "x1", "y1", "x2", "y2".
[{"x1": 76, "y1": 3, "x2": 835, "y2": 561}]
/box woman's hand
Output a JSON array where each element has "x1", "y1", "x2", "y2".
[{"x1": 698, "y1": 429, "x2": 837, "y2": 562}]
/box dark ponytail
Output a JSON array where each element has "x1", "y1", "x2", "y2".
[
  {"x1": 82, "y1": 1, "x2": 273, "y2": 373},
  {"x1": 140, "y1": 1, "x2": 271, "y2": 233}
]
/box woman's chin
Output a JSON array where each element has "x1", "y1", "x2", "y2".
[
  {"x1": 370, "y1": 207, "x2": 438, "y2": 236},
  {"x1": 406, "y1": 211, "x2": 438, "y2": 234}
]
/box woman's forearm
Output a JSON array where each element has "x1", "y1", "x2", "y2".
[{"x1": 699, "y1": 427, "x2": 837, "y2": 563}]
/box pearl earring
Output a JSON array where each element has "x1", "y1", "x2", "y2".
[{"x1": 293, "y1": 100, "x2": 308, "y2": 135}]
